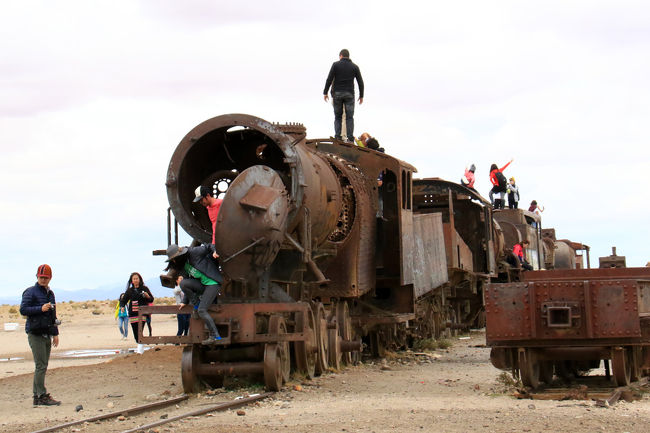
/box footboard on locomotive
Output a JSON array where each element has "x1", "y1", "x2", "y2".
[{"x1": 486, "y1": 267, "x2": 650, "y2": 388}]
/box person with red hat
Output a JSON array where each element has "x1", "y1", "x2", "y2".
[{"x1": 20, "y1": 264, "x2": 61, "y2": 406}]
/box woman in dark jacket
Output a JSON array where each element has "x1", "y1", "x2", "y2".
[{"x1": 120, "y1": 272, "x2": 153, "y2": 344}]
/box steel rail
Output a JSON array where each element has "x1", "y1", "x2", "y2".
[
  {"x1": 119, "y1": 392, "x2": 273, "y2": 433},
  {"x1": 30, "y1": 394, "x2": 189, "y2": 433}
]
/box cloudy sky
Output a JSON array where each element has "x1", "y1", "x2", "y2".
[{"x1": 1, "y1": 0, "x2": 649, "y2": 298}]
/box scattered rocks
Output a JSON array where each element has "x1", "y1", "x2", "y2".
[
  {"x1": 292, "y1": 385, "x2": 303, "y2": 391},
  {"x1": 528, "y1": 404, "x2": 536, "y2": 410},
  {"x1": 145, "y1": 394, "x2": 159, "y2": 401},
  {"x1": 74, "y1": 404, "x2": 83, "y2": 412},
  {"x1": 160, "y1": 414, "x2": 168, "y2": 419},
  {"x1": 236, "y1": 410, "x2": 246, "y2": 416},
  {"x1": 107, "y1": 401, "x2": 114, "y2": 409},
  {"x1": 117, "y1": 416, "x2": 126, "y2": 421}
]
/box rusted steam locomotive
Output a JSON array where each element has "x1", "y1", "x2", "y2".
[{"x1": 141, "y1": 113, "x2": 579, "y2": 392}]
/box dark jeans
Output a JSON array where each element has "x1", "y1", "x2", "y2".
[
  {"x1": 28, "y1": 333, "x2": 51, "y2": 397},
  {"x1": 176, "y1": 314, "x2": 190, "y2": 336},
  {"x1": 180, "y1": 278, "x2": 220, "y2": 338},
  {"x1": 332, "y1": 91, "x2": 355, "y2": 140}
]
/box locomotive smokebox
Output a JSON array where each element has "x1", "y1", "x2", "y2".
[{"x1": 166, "y1": 114, "x2": 344, "y2": 287}]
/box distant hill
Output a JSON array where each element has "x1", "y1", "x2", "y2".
[{"x1": 0, "y1": 277, "x2": 175, "y2": 306}]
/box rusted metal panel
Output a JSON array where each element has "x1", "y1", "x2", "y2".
[
  {"x1": 400, "y1": 207, "x2": 415, "y2": 286},
  {"x1": 412, "y1": 213, "x2": 447, "y2": 298},
  {"x1": 524, "y1": 267, "x2": 650, "y2": 282},
  {"x1": 485, "y1": 283, "x2": 533, "y2": 342},
  {"x1": 590, "y1": 280, "x2": 641, "y2": 338},
  {"x1": 487, "y1": 278, "x2": 644, "y2": 346}
]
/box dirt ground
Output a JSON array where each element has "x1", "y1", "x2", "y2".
[{"x1": 2, "y1": 301, "x2": 650, "y2": 433}]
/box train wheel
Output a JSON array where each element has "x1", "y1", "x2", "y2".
[
  {"x1": 612, "y1": 347, "x2": 632, "y2": 386},
  {"x1": 328, "y1": 324, "x2": 341, "y2": 371},
  {"x1": 313, "y1": 303, "x2": 329, "y2": 376},
  {"x1": 269, "y1": 315, "x2": 290, "y2": 384},
  {"x1": 181, "y1": 345, "x2": 202, "y2": 393},
  {"x1": 337, "y1": 301, "x2": 353, "y2": 365},
  {"x1": 518, "y1": 348, "x2": 541, "y2": 389},
  {"x1": 264, "y1": 343, "x2": 283, "y2": 391},
  {"x1": 294, "y1": 308, "x2": 317, "y2": 379},
  {"x1": 539, "y1": 361, "x2": 554, "y2": 385}
]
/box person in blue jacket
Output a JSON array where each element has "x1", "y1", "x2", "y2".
[{"x1": 20, "y1": 264, "x2": 61, "y2": 406}]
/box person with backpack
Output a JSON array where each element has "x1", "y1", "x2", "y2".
[{"x1": 489, "y1": 159, "x2": 513, "y2": 209}]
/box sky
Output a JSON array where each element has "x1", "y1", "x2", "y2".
[{"x1": 1, "y1": 0, "x2": 649, "y2": 298}]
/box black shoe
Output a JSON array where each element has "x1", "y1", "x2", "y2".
[{"x1": 36, "y1": 393, "x2": 61, "y2": 406}]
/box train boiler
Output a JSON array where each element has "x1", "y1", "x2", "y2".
[{"x1": 142, "y1": 114, "x2": 447, "y2": 391}]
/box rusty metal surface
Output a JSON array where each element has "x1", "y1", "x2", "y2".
[
  {"x1": 486, "y1": 278, "x2": 645, "y2": 346},
  {"x1": 139, "y1": 303, "x2": 310, "y2": 345},
  {"x1": 411, "y1": 213, "x2": 448, "y2": 298},
  {"x1": 523, "y1": 267, "x2": 650, "y2": 281}
]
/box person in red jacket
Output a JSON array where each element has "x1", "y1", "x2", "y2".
[
  {"x1": 489, "y1": 158, "x2": 513, "y2": 209},
  {"x1": 512, "y1": 240, "x2": 533, "y2": 271},
  {"x1": 194, "y1": 185, "x2": 223, "y2": 259}
]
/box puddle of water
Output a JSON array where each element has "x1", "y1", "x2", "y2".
[{"x1": 54, "y1": 347, "x2": 151, "y2": 358}]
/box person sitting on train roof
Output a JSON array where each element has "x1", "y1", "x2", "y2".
[
  {"x1": 461, "y1": 164, "x2": 476, "y2": 190},
  {"x1": 355, "y1": 132, "x2": 370, "y2": 147},
  {"x1": 507, "y1": 177, "x2": 519, "y2": 209},
  {"x1": 512, "y1": 240, "x2": 533, "y2": 271},
  {"x1": 489, "y1": 158, "x2": 514, "y2": 210},
  {"x1": 193, "y1": 185, "x2": 223, "y2": 259}
]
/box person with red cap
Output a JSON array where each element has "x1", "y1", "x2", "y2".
[{"x1": 20, "y1": 264, "x2": 61, "y2": 406}]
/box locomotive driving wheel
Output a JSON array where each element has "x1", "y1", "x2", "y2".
[
  {"x1": 269, "y1": 315, "x2": 290, "y2": 383},
  {"x1": 518, "y1": 348, "x2": 541, "y2": 389},
  {"x1": 264, "y1": 343, "x2": 283, "y2": 391},
  {"x1": 313, "y1": 302, "x2": 329, "y2": 375},
  {"x1": 181, "y1": 344, "x2": 223, "y2": 393},
  {"x1": 336, "y1": 301, "x2": 353, "y2": 365},
  {"x1": 294, "y1": 307, "x2": 317, "y2": 379},
  {"x1": 612, "y1": 347, "x2": 632, "y2": 386},
  {"x1": 181, "y1": 345, "x2": 201, "y2": 393},
  {"x1": 328, "y1": 322, "x2": 341, "y2": 370}
]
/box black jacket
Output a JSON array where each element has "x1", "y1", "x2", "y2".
[
  {"x1": 20, "y1": 283, "x2": 59, "y2": 336},
  {"x1": 120, "y1": 285, "x2": 154, "y2": 317},
  {"x1": 186, "y1": 244, "x2": 224, "y2": 284},
  {"x1": 323, "y1": 58, "x2": 364, "y2": 97}
]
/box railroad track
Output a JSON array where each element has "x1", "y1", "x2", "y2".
[
  {"x1": 30, "y1": 392, "x2": 273, "y2": 433},
  {"x1": 513, "y1": 376, "x2": 648, "y2": 406}
]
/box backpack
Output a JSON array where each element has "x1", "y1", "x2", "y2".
[{"x1": 495, "y1": 171, "x2": 507, "y2": 192}]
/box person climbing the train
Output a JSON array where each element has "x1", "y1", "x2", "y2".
[
  {"x1": 461, "y1": 164, "x2": 476, "y2": 190},
  {"x1": 507, "y1": 177, "x2": 519, "y2": 209},
  {"x1": 512, "y1": 240, "x2": 533, "y2": 271},
  {"x1": 165, "y1": 244, "x2": 224, "y2": 345},
  {"x1": 489, "y1": 158, "x2": 513, "y2": 209},
  {"x1": 194, "y1": 185, "x2": 223, "y2": 259}
]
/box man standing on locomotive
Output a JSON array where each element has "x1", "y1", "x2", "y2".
[
  {"x1": 165, "y1": 244, "x2": 224, "y2": 344},
  {"x1": 323, "y1": 48, "x2": 364, "y2": 142},
  {"x1": 20, "y1": 264, "x2": 61, "y2": 406}
]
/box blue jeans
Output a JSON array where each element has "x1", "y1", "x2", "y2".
[
  {"x1": 176, "y1": 313, "x2": 190, "y2": 336},
  {"x1": 332, "y1": 91, "x2": 355, "y2": 140},
  {"x1": 118, "y1": 316, "x2": 128, "y2": 338}
]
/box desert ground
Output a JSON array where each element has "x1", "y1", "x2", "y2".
[{"x1": 1, "y1": 300, "x2": 650, "y2": 433}]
